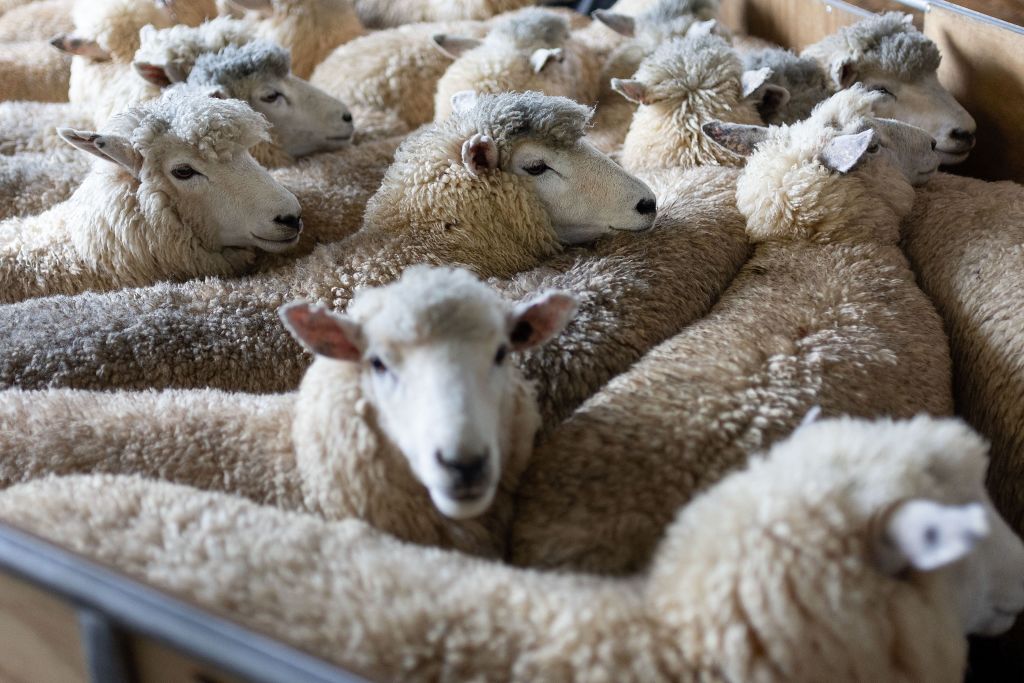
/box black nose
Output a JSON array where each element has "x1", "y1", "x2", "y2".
[
  {"x1": 274, "y1": 214, "x2": 302, "y2": 232},
  {"x1": 635, "y1": 197, "x2": 656, "y2": 215},
  {"x1": 949, "y1": 128, "x2": 975, "y2": 146},
  {"x1": 435, "y1": 450, "x2": 488, "y2": 487},
  {"x1": 342, "y1": 112, "x2": 352, "y2": 122}
]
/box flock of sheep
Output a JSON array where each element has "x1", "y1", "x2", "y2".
[{"x1": 0, "y1": 0, "x2": 1022, "y2": 680}]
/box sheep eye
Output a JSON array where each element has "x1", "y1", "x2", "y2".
[
  {"x1": 494, "y1": 345, "x2": 508, "y2": 365},
  {"x1": 370, "y1": 356, "x2": 388, "y2": 374},
  {"x1": 170, "y1": 165, "x2": 197, "y2": 180},
  {"x1": 869, "y1": 85, "x2": 895, "y2": 98},
  {"x1": 261, "y1": 91, "x2": 282, "y2": 103},
  {"x1": 867, "y1": 143, "x2": 880, "y2": 153},
  {"x1": 523, "y1": 162, "x2": 549, "y2": 176}
]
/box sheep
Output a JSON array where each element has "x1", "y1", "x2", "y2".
[
  {"x1": 0, "y1": 89, "x2": 303, "y2": 303},
  {"x1": 0, "y1": 40, "x2": 71, "y2": 102},
  {"x1": 2, "y1": 415, "x2": 1023, "y2": 681},
  {"x1": 802, "y1": 12, "x2": 977, "y2": 165},
  {"x1": 0, "y1": 91, "x2": 657, "y2": 392},
  {"x1": 432, "y1": 9, "x2": 603, "y2": 122},
  {"x1": 510, "y1": 87, "x2": 954, "y2": 575},
  {"x1": 0, "y1": 265, "x2": 577, "y2": 558},
  {"x1": 740, "y1": 47, "x2": 831, "y2": 125},
  {"x1": 0, "y1": 0, "x2": 72, "y2": 41},
  {"x1": 353, "y1": 0, "x2": 534, "y2": 29},
  {"x1": 611, "y1": 34, "x2": 789, "y2": 173}
]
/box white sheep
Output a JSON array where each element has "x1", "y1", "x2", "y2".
[
  {"x1": 511, "y1": 87, "x2": 954, "y2": 575},
  {"x1": 0, "y1": 88, "x2": 302, "y2": 303},
  {"x1": 2, "y1": 415, "x2": 1023, "y2": 681},
  {"x1": 802, "y1": 11, "x2": 977, "y2": 165},
  {"x1": 611, "y1": 34, "x2": 788, "y2": 173},
  {"x1": 0, "y1": 265, "x2": 576, "y2": 558},
  {"x1": 0, "y1": 39, "x2": 71, "y2": 102},
  {"x1": 0, "y1": 91, "x2": 656, "y2": 391},
  {"x1": 353, "y1": 0, "x2": 534, "y2": 29},
  {"x1": 432, "y1": 9, "x2": 602, "y2": 122},
  {"x1": 0, "y1": 0, "x2": 72, "y2": 41}
]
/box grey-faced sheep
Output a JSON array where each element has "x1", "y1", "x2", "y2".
[
  {"x1": 611, "y1": 34, "x2": 788, "y2": 173},
  {"x1": 0, "y1": 266, "x2": 577, "y2": 559},
  {"x1": 0, "y1": 88, "x2": 302, "y2": 303},
  {"x1": 741, "y1": 47, "x2": 832, "y2": 124},
  {"x1": 511, "y1": 87, "x2": 953, "y2": 575},
  {"x1": 802, "y1": 11, "x2": 977, "y2": 165},
  {"x1": 432, "y1": 9, "x2": 602, "y2": 122},
  {"x1": 2, "y1": 416, "x2": 1023, "y2": 681},
  {"x1": 0, "y1": 91, "x2": 656, "y2": 392}
]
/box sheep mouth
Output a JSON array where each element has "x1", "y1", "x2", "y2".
[
  {"x1": 445, "y1": 485, "x2": 489, "y2": 502},
  {"x1": 326, "y1": 135, "x2": 353, "y2": 142},
  {"x1": 936, "y1": 148, "x2": 971, "y2": 165},
  {"x1": 251, "y1": 232, "x2": 301, "y2": 247},
  {"x1": 609, "y1": 224, "x2": 655, "y2": 233}
]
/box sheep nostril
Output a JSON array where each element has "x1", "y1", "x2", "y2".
[
  {"x1": 635, "y1": 197, "x2": 657, "y2": 215},
  {"x1": 274, "y1": 214, "x2": 302, "y2": 232},
  {"x1": 435, "y1": 451, "x2": 488, "y2": 487},
  {"x1": 342, "y1": 112, "x2": 352, "y2": 123},
  {"x1": 949, "y1": 129, "x2": 975, "y2": 146},
  {"x1": 930, "y1": 139, "x2": 937, "y2": 151}
]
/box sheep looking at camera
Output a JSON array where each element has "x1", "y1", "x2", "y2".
[
  {"x1": 802, "y1": 12, "x2": 976, "y2": 165},
  {"x1": 0, "y1": 266, "x2": 576, "y2": 558},
  {"x1": 0, "y1": 91, "x2": 655, "y2": 392},
  {"x1": 511, "y1": 88, "x2": 953, "y2": 574},
  {"x1": 2, "y1": 416, "x2": 1022, "y2": 681},
  {"x1": 432, "y1": 9, "x2": 602, "y2": 122},
  {"x1": 0, "y1": 89, "x2": 302, "y2": 303}
]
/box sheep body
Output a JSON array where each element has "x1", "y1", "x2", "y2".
[
  {"x1": 0, "y1": 0, "x2": 72, "y2": 41},
  {"x1": 353, "y1": 0, "x2": 533, "y2": 28},
  {"x1": 511, "y1": 90, "x2": 952, "y2": 573},
  {"x1": 0, "y1": 40, "x2": 71, "y2": 102},
  {"x1": 0, "y1": 415, "x2": 1000, "y2": 682}
]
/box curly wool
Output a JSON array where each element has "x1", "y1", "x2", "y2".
[
  {"x1": 486, "y1": 7, "x2": 567, "y2": 51},
  {"x1": 134, "y1": 16, "x2": 255, "y2": 79},
  {"x1": 462, "y1": 90, "x2": 592, "y2": 157},
  {"x1": 742, "y1": 47, "x2": 831, "y2": 124},
  {"x1": 188, "y1": 40, "x2": 291, "y2": 88},
  {"x1": 802, "y1": 12, "x2": 941, "y2": 81}
]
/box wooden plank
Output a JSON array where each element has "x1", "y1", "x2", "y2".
[
  {"x1": 925, "y1": 0, "x2": 1024, "y2": 182},
  {"x1": 0, "y1": 571, "x2": 86, "y2": 683},
  {"x1": 720, "y1": 0, "x2": 872, "y2": 50},
  {"x1": 130, "y1": 635, "x2": 248, "y2": 683}
]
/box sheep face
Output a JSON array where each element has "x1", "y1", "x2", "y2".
[
  {"x1": 242, "y1": 73, "x2": 354, "y2": 156},
  {"x1": 282, "y1": 267, "x2": 577, "y2": 520},
  {"x1": 505, "y1": 138, "x2": 657, "y2": 244},
  {"x1": 149, "y1": 142, "x2": 302, "y2": 253},
  {"x1": 870, "y1": 117, "x2": 940, "y2": 188}
]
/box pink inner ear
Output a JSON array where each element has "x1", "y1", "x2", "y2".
[
  {"x1": 510, "y1": 294, "x2": 576, "y2": 350},
  {"x1": 282, "y1": 305, "x2": 361, "y2": 361},
  {"x1": 134, "y1": 63, "x2": 172, "y2": 87}
]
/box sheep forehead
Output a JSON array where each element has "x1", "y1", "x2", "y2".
[
  {"x1": 458, "y1": 91, "x2": 593, "y2": 151},
  {"x1": 637, "y1": 35, "x2": 741, "y2": 90},
  {"x1": 809, "y1": 12, "x2": 941, "y2": 80},
  {"x1": 188, "y1": 41, "x2": 291, "y2": 89},
  {"x1": 130, "y1": 91, "x2": 270, "y2": 160},
  {"x1": 348, "y1": 268, "x2": 509, "y2": 349},
  {"x1": 489, "y1": 9, "x2": 569, "y2": 50},
  {"x1": 136, "y1": 17, "x2": 256, "y2": 72}
]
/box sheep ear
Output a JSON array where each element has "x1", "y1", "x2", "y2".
[
  {"x1": 133, "y1": 62, "x2": 175, "y2": 87},
  {"x1": 530, "y1": 47, "x2": 563, "y2": 74},
  {"x1": 701, "y1": 120, "x2": 769, "y2": 157},
  {"x1": 832, "y1": 59, "x2": 859, "y2": 89},
  {"x1": 741, "y1": 67, "x2": 773, "y2": 98},
  {"x1": 450, "y1": 90, "x2": 478, "y2": 115},
  {"x1": 58, "y1": 128, "x2": 142, "y2": 177},
  {"x1": 818, "y1": 128, "x2": 875, "y2": 174},
  {"x1": 874, "y1": 500, "x2": 988, "y2": 575},
  {"x1": 688, "y1": 18, "x2": 727, "y2": 39},
  {"x1": 593, "y1": 10, "x2": 635, "y2": 37},
  {"x1": 508, "y1": 291, "x2": 577, "y2": 351},
  {"x1": 461, "y1": 133, "x2": 498, "y2": 176},
  {"x1": 610, "y1": 78, "x2": 649, "y2": 105},
  {"x1": 753, "y1": 84, "x2": 790, "y2": 121},
  {"x1": 50, "y1": 34, "x2": 111, "y2": 61},
  {"x1": 278, "y1": 302, "x2": 363, "y2": 361},
  {"x1": 431, "y1": 33, "x2": 482, "y2": 59}
]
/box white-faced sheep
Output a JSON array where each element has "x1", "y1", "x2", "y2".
[
  {"x1": 0, "y1": 89, "x2": 302, "y2": 303},
  {"x1": 432, "y1": 9, "x2": 602, "y2": 122},
  {"x1": 802, "y1": 11, "x2": 976, "y2": 165},
  {"x1": 0, "y1": 91, "x2": 656, "y2": 392},
  {"x1": 511, "y1": 88, "x2": 953, "y2": 575},
  {"x1": 3, "y1": 416, "x2": 1023, "y2": 681},
  {"x1": 353, "y1": 0, "x2": 533, "y2": 29},
  {"x1": 0, "y1": 266, "x2": 576, "y2": 558},
  {"x1": 741, "y1": 47, "x2": 831, "y2": 124},
  {"x1": 611, "y1": 34, "x2": 788, "y2": 173}
]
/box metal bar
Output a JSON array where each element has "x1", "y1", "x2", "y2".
[
  {"x1": 0, "y1": 523, "x2": 372, "y2": 683},
  {"x1": 888, "y1": 0, "x2": 930, "y2": 13},
  {"x1": 78, "y1": 607, "x2": 135, "y2": 683},
  {"x1": 821, "y1": 0, "x2": 874, "y2": 19},
  {"x1": 927, "y1": 0, "x2": 1024, "y2": 33}
]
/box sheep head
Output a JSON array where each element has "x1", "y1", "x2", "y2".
[
  {"x1": 802, "y1": 12, "x2": 975, "y2": 165},
  {"x1": 282, "y1": 266, "x2": 577, "y2": 520}
]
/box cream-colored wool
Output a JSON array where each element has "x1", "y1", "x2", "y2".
[
  {"x1": 0, "y1": 151, "x2": 91, "y2": 221},
  {"x1": 0, "y1": 40, "x2": 71, "y2": 102},
  {"x1": 433, "y1": 9, "x2": 602, "y2": 122},
  {"x1": 311, "y1": 19, "x2": 490, "y2": 137},
  {"x1": 0, "y1": 91, "x2": 300, "y2": 303},
  {"x1": 0, "y1": 415, "x2": 1003, "y2": 682},
  {"x1": 511, "y1": 90, "x2": 952, "y2": 573},
  {"x1": 354, "y1": 0, "x2": 533, "y2": 29},
  {"x1": 0, "y1": 0, "x2": 72, "y2": 41},
  {"x1": 617, "y1": 34, "x2": 764, "y2": 172}
]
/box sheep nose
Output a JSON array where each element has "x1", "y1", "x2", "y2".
[
  {"x1": 274, "y1": 214, "x2": 302, "y2": 233},
  {"x1": 342, "y1": 111, "x2": 352, "y2": 123},
  {"x1": 930, "y1": 138, "x2": 937, "y2": 151},
  {"x1": 635, "y1": 197, "x2": 657, "y2": 215},
  {"x1": 435, "y1": 450, "x2": 488, "y2": 488},
  {"x1": 949, "y1": 129, "x2": 975, "y2": 146}
]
